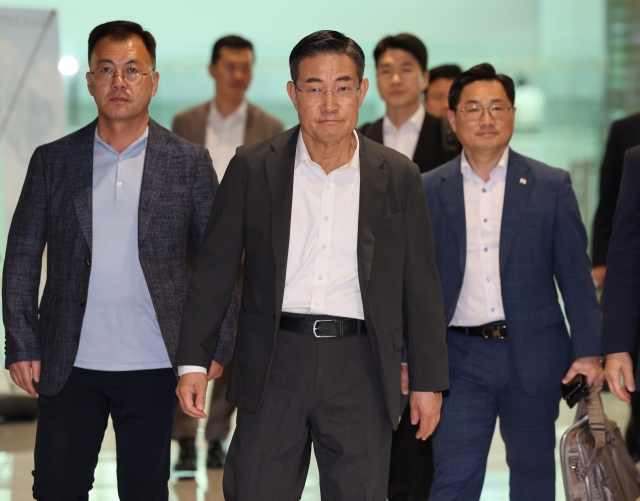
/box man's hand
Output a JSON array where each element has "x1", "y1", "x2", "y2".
[
  {"x1": 604, "y1": 352, "x2": 635, "y2": 403},
  {"x1": 410, "y1": 391, "x2": 442, "y2": 440},
  {"x1": 207, "y1": 360, "x2": 224, "y2": 381},
  {"x1": 592, "y1": 265, "x2": 606, "y2": 288},
  {"x1": 9, "y1": 361, "x2": 41, "y2": 397},
  {"x1": 176, "y1": 372, "x2": 209, "y2": 418},
  {"x1": 562, "y1": 356, "x2": 604, "y2": 391},
  {"x1": 400, "y1": 364, "x2": 409, "y2": 395}
]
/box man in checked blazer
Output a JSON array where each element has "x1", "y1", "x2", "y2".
[
  {"x1": 3, "y1": 21, "x2": 236, "y2": 499},
  {"x1": 175, "y1": 30, "x2": 449, "y2": 500},
  {"x1": 421, "y1": 64, "x2": 603, "y2": 501},
  {"x1": 170, "y1": 35, "x2": 283, "y2": 471}
]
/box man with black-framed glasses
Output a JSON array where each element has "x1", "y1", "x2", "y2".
[
  {"x1": 421, "y1": 63, "x2": 602, "y2": 501},
  {"x1": 3, "y1": 20, "x2": 237, "y2": 499},
  {"x1": 175, "y1": 30, "x2": 448, "y2": 500}
]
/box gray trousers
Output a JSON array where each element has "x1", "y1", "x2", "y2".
[
  {"x1": 222, "y1": 328, "x2": 392, "y2": 501},
  {"x1": 171, "y1": 361, "x2": 235, "y2": 442}
]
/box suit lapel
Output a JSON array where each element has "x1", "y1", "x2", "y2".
[
  {"x1": 244, "y1": 104, "x2": 259, "y2": 145},
  {"x1": 412, "y1": 115, "x2": 437, "y2": 170},
  {"x1": 437, "y1": 158, "x2": 466, "y2": 275},
  {"x1": 69, "y1": 121, "x2": 97, "y2": 253},
  {"x1": 367, "y1": 118, "x2": 384, "y2": 144},
  {"x1": 357, "y1": 134, "x2": 388, "y2": 294},
  {"x1": 138, "y1": 119, "x2": 171, "y2": 248},
  {"x1": 500, "y1": 150, "x2": 533, "y2": 273},
  {"x1": 264, "y1": 127, "x2": 299, "y2": 317}
]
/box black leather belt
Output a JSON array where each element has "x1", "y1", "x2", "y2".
[
  {"x1": 280, "y1": 314, "x2": 367, "y2": 338},
  {"x1": 450, "y1": 323, "x2": 507, "y2": 339}
]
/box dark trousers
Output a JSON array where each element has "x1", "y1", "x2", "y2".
[
  {"x1": 429, "y1": 330, "x2": 561, "y2": 501},
  {"x1": 223, "y1": 329, "x2": 392, "y2": 501},
  {"x1": 33, "y1": 367, "x2": 177, "y2": 501},
  {"x1": 172, "y1": 360, "x2": 235, "y2": 442},
  {"x1": 388, "y1": 405, "x2": 434, "y2": 501}
]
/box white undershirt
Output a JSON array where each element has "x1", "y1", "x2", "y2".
[
  {"x1": 178, "y1": 130, "x2": 362, "y2": 376},
  {"x1": 281, "y1": 130, "x2": 363, "y2": 319},
  {"x1": 450, "y1": 147, "x2": 509, "y2": 327},
  {"x1": 204, "y1": 99, "x2": 248, "y2": 182},
  {"x1": 382, "y1": 105, "x2": 425, "y2": 160}
]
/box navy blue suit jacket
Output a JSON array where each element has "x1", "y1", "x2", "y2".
[
  {"x1": 602, "y1": 145, "x2": 640, "y2": 382},
  {"x1": 422, "y1": 149, "x2": 601, "y2": 396}
]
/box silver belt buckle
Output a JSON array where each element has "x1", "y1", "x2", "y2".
[{"x1": 313, "y1": 319, "x2": 342, "y2": 338}]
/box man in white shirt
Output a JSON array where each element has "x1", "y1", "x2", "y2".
[
  {"x1": 360, "y1": 33, "x2": 460, "y2": 501},
  {"x1": 359, "y1": 34, "x2": 459, "y2": 178},
  {"x1": 170, "y1": 35, "x2": 284, "y2": 472},
  {"x1": 422, "y1": 63, "x2": 603, "y2": 501},
  {"x1": 174, "y1": 30, "x2": 449, "y2": 501}
]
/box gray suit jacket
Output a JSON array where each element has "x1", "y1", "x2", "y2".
[
  {"x1": 3, "y1": 118, "x2": 238, "y2": 395},
  {"x1": 176, "y1": 127, "x2": 449, "y2": 429},
  {"x1": 172, "y1": 101, "x2": 284, "y2": 148}
]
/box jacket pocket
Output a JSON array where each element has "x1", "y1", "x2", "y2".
[
  {"x1": 391, "y1": 327, "x2": 404, "y2": 351},
  {"x1": 534, "y1": 304, "x2": 565, "y2": 328}
]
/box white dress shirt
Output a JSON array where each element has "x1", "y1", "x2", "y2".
[
  {"x1": 382, "y1": 105, "x2": 425, "y2": 160},
  {"x1": 282, "y1": 130, "x2": 363, "y2": 319},
  {"x1": 178, "y1": 130, "x2": 363, "y2": 376},
  {"x1": 450, "y1": 147, "x2": 509, "y2": 327},
  {"x1": 205, "y1": 99, "x2": 248, "y2": 182}
]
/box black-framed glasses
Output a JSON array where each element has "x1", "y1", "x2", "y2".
[
  {"x1": 457, "y1": 104, "x2": 513, "y2": 121},
  {"x1": 89, "y1": 66, "x2": 154, "y2": 86},
  {"x1": 293, "y1": 83, "x2": 361, "y2": 102}
]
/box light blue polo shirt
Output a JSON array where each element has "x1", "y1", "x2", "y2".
[{"x1": 74, "y1": 127, "x2": 171, "y2": 371}]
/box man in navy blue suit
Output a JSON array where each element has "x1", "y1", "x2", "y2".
[
  {"x1": 421, "y1": 63, "x2": 603, "y2": 501},
  {"x1": 602, "y1": 145, "x2": 640, "y2": 404}
]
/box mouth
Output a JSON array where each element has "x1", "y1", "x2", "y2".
[{"x1": 109, "y1": 97, "x2": 129, "y2": 103}]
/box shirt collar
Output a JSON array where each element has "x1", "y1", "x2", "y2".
[
  {"x1": 460, "y1": 146, "x2": 509, "y2": 182},
  {"x1": 383, "y1": 105, "x2": 425, "y2": 134},
  {"x1": 94, "y1": 126, "x2": 149, "y2": 156},
  {"x1": 294, "y1": 129, "x2": 360, "y2": 172},
  {"x1": 208, "y1": 99, "x2": 248, "y2": 124}
]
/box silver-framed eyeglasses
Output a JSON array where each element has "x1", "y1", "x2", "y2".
[
  {"x1": 89, "y1": 66, "x2": 154, "y2": 86},
  {"x1": 458, "y1": 104, "x2": 513, "y2": 121},
  {"x1": 294, "y1": 83, "x2": 361, "y2": 102}
]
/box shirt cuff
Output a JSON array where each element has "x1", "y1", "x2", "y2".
[{"x1": 178, "y1": 365, "x2": 207, "y2": 376}]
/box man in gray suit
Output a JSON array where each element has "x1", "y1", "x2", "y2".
[
  {"x1": 3, "y1": 21, "x2": 236, "y2": 500},
  {"x1": 175, "y1": 30, "x2": 448, "y2": 501},
  {"x1": 170, "y1": 35, "x2": 284, "y2": 471}
]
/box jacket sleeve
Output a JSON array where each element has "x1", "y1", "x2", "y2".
[
  {"x1": 601, "y1": 150, "x2": 640, "y2": 355},
  {"x1": 3, "y1": 147, "x2": 48, "y2": 367},
  {"x1": 176, "y1": 152, "x2": 246, "y2": 368},
  {"x1": 592, "y1": 121, "x2": 625, "y2": 267},
  {"x1": 403, "y1": 168, "x2": 449, "y2": 392},
  {"x1": 553, "y1": 171, "x2": 601, "y2": 359}
]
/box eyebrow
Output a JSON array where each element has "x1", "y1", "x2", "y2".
[
  {"x1": 303, "y1": 75, "x2": 354, "y2": 84},
  {"x1": 95, "y1": 59, "x2": 139, "y2": 66},
  {"x1": 463, "y1": 99, "x2": 508, "y2": 104}
]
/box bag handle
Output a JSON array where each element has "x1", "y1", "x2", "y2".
[{"x1": 575, "y1": 388, "x2": 607, "y2": 481}]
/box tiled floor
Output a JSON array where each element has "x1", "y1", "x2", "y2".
[{"x1": 0, "y1": 392, "x2": 632, "y2": 500}]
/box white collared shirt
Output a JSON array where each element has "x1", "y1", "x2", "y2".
[
  {"x1": 450, "y1": 147, "x2": 509, "y2": 327},
  {"x1": 382, "y1": 105, "x2": 425, "y2": 160},
  {"x1": 204, "y1": 99, "x2": 248, "y2": 182},
  {"x1": 281, "y1": 130, "x2": 364, "y2": 319}
]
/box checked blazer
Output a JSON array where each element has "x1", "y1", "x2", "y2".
[
  {"x1": 422, "y1": 149, "x2": 601, "y2": 396},
  {"x1": 3, "y1": 118, "x2": 238, "y2": 396}
]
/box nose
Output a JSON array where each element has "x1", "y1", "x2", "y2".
[
  {"x1": 479, "y1": 108, "x2": 495, "y2": 125},
  {"x1": 111, "y1": 72, "x2": 127, "y2": 89},
  {"x1": 321, "y1": 90, "x2": 338, "y2": 112}
]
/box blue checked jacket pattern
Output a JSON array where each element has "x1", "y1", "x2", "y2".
[
  {"x1": 422, "y1": 149, "x2": 601, "y2": 396},
  {"x1": 3, "y1": 119, "x2": 238, "y2": 396}
]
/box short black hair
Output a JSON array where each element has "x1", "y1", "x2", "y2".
[
  {"x1": 429, "y1": 64, "x2": 462, "y2": 83},
  {"x1": 88, "y1": 21, "x2": 156, "y2": 69},
  {"x1": 373, "y1": 34, "x2": 428, "y2": 71},
  {"x1": 289, "y1": 30, "x2": 365, "y2": 84},
  {"x1": 211, "y1": 35, "x2": 254, "y2": 65},
  {"x1": 448, "y1": 63, "x2": 515, "y2": 110}
]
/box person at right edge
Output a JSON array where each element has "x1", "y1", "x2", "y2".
[
  {"x1": 602, "y1": 145, "x2": 640, "y2": 426},
  {"x1": 421, "y1": 63, "x2": 603, "y2": 501}
]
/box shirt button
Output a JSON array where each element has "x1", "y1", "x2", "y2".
[
  {"x1": 491, "y1": 308, "x2": 495, "y2": 312},
  {"x1": 318, "y1": 276, "x2": 323, "y2": 281},
  {"x1": 321, "y1": 245, "x2": 326, "y2": 250},
  {"x1": 483, "y1": 218, "x2": 488, "y2": 223},
  {"x1": 482, "y1": 188, "x2": 487, "y2": 193},
  {"x1": 326, "y1": 185, "x2": 330, "y2": 190},
  {"x1": 324, "y1": 216, "x2": 329, "y2": 221},
  {"x1": 486, "y1": 277, "x2": 491, "y2": 282},
  {"x1": 484, "y1": 247, "x2": 488, "y2": 252},
  {"x1": 118, "y1": 157, "x2": 122, "y2": 162},
  {"x1": 315, "y1": 302, "x2": 320, "y2": 306},
  {"x1": 85, "y1": 259, "x2": 91, "y2": 267},
  {"x1": 117, "y1": 182, "x2": 122, "y2": 187}
]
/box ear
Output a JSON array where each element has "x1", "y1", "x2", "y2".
[
  {"x1": 358, "y1": 77, "x2": 369, "y2": 108},
  {"x1": 86, "y1": 72, "x2": 93, "y2": 96},
  {"x1": 447, "y1": 109, "x2": 457, "y2": 133},
  {"x1": 151, "y1": 71, "x2": 160, "y2": 97},
  {"x1": 422, "y1": 70, "x2": 430, "y2": 92},
  {"x1": 208, "y1": 63, "x2": 216, "y2": 80},
  {"x1": 286, "y1": 81, "x2": 299, "y2": 111}
]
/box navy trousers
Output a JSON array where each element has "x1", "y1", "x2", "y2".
[
  {"x1": 33, "y1": 367, "x2": 177, "y2": 501},
  {"x1": 429, "y1": 329, "x2": 561, "y2": 501}
]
